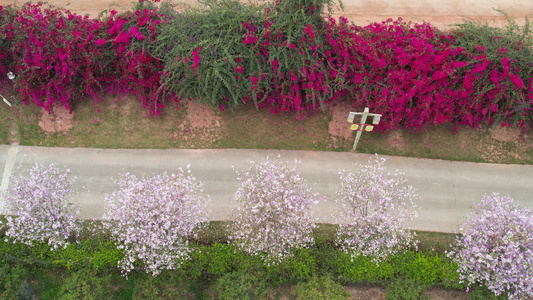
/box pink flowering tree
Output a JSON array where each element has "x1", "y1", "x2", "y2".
[
  {"x1": 448, "y1": 193, "x2": 533, "y2": 300},
  {"x1": 229, "y1": 156, "x2": 320, "y2": 264},
  {"x1": 1, "y1": 163, "x2": 79, "y2": 250},
  {"x1": 334, "y1": 155, "x2": 418, "y2": 262},
  {"x1": 103, "y1": 168, "x2": 209, "y2": 276}
]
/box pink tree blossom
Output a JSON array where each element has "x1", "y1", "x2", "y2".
[
  {"x1": 334, "y1": 155, "x2": 418, "y2": 261},
  {"x1": 103, "y1": 167, "x2": 209, "y2": 276},
  {"x1": 448, "y1": 193, "x2": 533, "y2": 299},
  {"x1": 2, "y1": 163, "x2": 79, "y2": 250},
  {"x1": 229, "y1": 156, "x2": 320, "y2": 264}
]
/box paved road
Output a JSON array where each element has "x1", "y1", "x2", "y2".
[{"x1": 0, "y1": 144, "x2": 531, "y2": 233}]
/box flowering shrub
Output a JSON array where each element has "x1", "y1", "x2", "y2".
[
  {"x1": 237, "y1": 0, "x2": 344, "y2": 112},
  {"x1": 229, "y1": 156, "x2": 319, "y2": 263},
  {"x1": 325, "y1": 17, "x2": 533, "y2": 132},
  {"x1": 448, "y1": 193, "x2": 533, "y2": 299},
  {"x1": 2, "y1": 163, "x2": 79, "y2": 250},
  {"x1": 0, "y1": 0, "x2": 174, "y2": 114},
  {"x1": 449, "y1": 10, "x2": 533, "y2": 130},
  {"x1": 335, "y1": 155, "x2": 418, "y2": 261},
  {"x1": 0, "y1": 0, "x2": 532, "y2": 131},
  {"x1": 103, "y1": 169, "x2": 209, "y2": 275}
]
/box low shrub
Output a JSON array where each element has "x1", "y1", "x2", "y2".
[
  {"x1": 337, "y1": 251, "x2": 395, "y2": 283},
  {"x1": 56, "y1": 268, "x2": 111, "y2": 300},
  {"x1": 385, "y1": 278, "x2": 429, "y2": 300},
  {"x1": 216, "y1": 270, "x2": 268, "y2": 300},
  {"x1": 187, "y1": 243, "x2": 241, "y2": 279},
  {"x1": 0, "y1": 261, "x2": 29, "y2": 300},
  {"x1": 294, "y1": 275, "x2": 351, "y2": 299}
]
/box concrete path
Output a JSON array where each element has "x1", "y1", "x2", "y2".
[{"x1": 0, "y1": 144, "x2": 531, "y2": 233}]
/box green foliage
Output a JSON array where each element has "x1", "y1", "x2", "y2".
[
  {"x1": 157, "y1": 0, "x2": 262, "y2": 108},
  {"x1": 157, "y1": 0, "x2": 342, "y2": 111},
  {"x1": 56, "y1": 268, "x2": 111, "y2": 300},
  {"x1": 267, "y1": 247, "x2": 318, "y2": 283},
  {"x1": 188, "y1": 243, "x2": 242, "y2": 279},
  {"x1": 0, "y1": 261, "x2": 29, "y2": 300},
  {"x1": 53, "y1": 239, "x2": 123, "y2": 270},
  {"x1": 0, "y1": 220, "x2": 465, "y2": 297},
  {"x1": 0, "y1": 238, "x2": 55, "y2": 265},
  {"x1": 216, "y1": 270, "x2": 268, "y2": 299},
  {"x1": 338, "y1": 252, "x2": 395, "y2": 283},
  {"x1": 385, "y1": 278, "x2": 429, "y2": 300},
  {"x1": 390, "y1": 251, "x2": 463, "y2": 289},
  {"x1": 294, "y1": 275, "x2": 351, "y2": 299},
  {"x1": 467, "y1": 286, "x2": 509, "y2": 300},
  {"x1": 29, "y1": 267, "x2": 63, "y2": 300},
  {"x1": 390, "y1": 252, "x2": 441, "y2": 286},
  {"x1": 451, "y1": 9, "x2": 533, "y2": 61},
  {"x1": 131, "y1": 273, "x2": 190, "y2": 300},
  {"x1": 18, "y1": 281, "x2": 35, "y2": 300},
  {"x1": 310, "y1": 246, "x2": 344, "y2": 277},
  {"x1": 0, "y1": 236, "x2": 123, "y2": 270}
]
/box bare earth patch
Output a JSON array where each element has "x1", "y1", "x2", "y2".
[
  {"x1": 489, "y1": 123, "x2": 521, "y2": 142},
  {"x1": 345, "y1": 286, "x2": 385, "y2": 300},
  {"x1": 173, "y1": 99, "x2": 222, "y2": 148},
  {"x1": 383, "y1": 129, "x2": 408, "y2": 151},
  {"x1": 38, "y1": 105, "x2": 75, "y2": 134},
  {"x1": 328, "y1": 100, "x2": 356, "y2": 148}
]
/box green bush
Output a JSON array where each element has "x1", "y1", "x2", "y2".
[
  {"x1": 56, "y1": 268, "x2": 111, "y2": 300},
  {"x1": 131, "y1": 273, "x2": 190, "y2": 300},
  {"x1": 294, "y1": 275, "x2": 351, "y2": 299},
  {"x1": 265, "y1": 247, "x2": 318, "y2": 283},
  {"x1": 156, "y1": 0, "x2": 263, "y2": 109},
  {"x1": 385, "y1": 278, "x2": 429, "y2": 300},
  {"x1": 310, "y1": 247, "x2": 344, "y2": 277},
  {"x1": 188, "y1": 243, "x2": 242, "y2": 279},
  {"x1": 467, "y1": 286, "x2": 509, "y2": 300},
  {"x1": 0, "y1": 261, "x2": 29, "y2": 300},
  {"x1": 451, "y1": 9, "x2": 533, "y2": 67},
  {"x1": 216, "y1": 270, "x2": 268, "y2": 299},
  {"x1": 17, "y1": 281, "x2": 35, "y2": 300},
  {"x1": 338, "y1": 252, "x2": 395, "y2": 283},
  {"x1": 392, "y1": 252, "x2": 441, "y2": 286}
]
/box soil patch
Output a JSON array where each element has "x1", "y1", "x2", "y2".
[
  {"x1": 383, "y1": 129, "x2": 408, "y2": 151},
  {"x1": 489, "y1": 123, "x2": 521, "y2": 142},
  {"x1": 328, "y1": 100, "x2": 356, "y2": 148},
  {"x1": 173, "y1": 99, "x2": 222, "y2": 147},
  {"x1": 38, "y1": 105, "x2": 75, "y2": 134},
  {"x1": 345, "y1": 286, "x2": 385, "y2": 299}
]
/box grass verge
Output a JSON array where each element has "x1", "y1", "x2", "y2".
[{"x1": 0, "y1": 87, "x2": 531, "y2": 164}]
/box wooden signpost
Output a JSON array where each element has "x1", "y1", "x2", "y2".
[{"x1": 347, "y1": 107, "x2": 382, "y2": 150}]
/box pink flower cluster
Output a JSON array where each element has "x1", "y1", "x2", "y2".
[
  {"x1": 0, "y1": 1, "x2": 531, "y2": 131},
  {"x1": 103, "y1": 169, "x2": 209, "y2": 276},
  {"x1": 229, "y1": 156, "x2": 320, "y2": 263},
  {"x1": 0, "y1": 2, "x2": 174, "y2": 115},
  {"x1": 335, "y1": 155, "x2": 419, "y2": 261},
  {"x1": 2, "y1": 163, "x2": 80, "y2": 250},
  {"x1": 448, "y1": 193, "x2": 533, "y2": 299}
]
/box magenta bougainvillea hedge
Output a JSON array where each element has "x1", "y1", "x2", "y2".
[
  {"x1": 0, "y1": 1, "x2": 173, "y2": 115},
  {"x1": 0, "y1": 0, "x2": 531, "y2": 132}
]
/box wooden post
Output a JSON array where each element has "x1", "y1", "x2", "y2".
[{"x1": 353, "y1": 107, "x2": 369, "y2": 150}]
